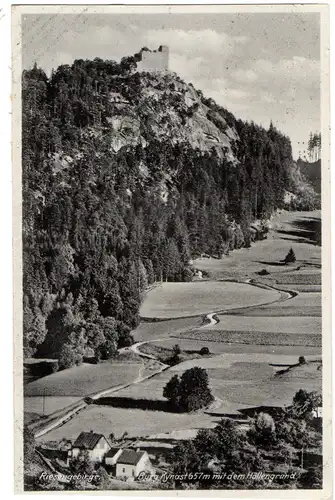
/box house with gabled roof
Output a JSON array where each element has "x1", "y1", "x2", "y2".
[
  {"x1": 105, "y1": 448, "x2": 152, "y2": 479},
  {"x1": 69, "y1": 431, "x2": 111, "y2": 463}
]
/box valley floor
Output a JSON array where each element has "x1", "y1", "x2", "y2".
[{"x1": 25, "y1": 210, "x2": 322, "y2": 450}]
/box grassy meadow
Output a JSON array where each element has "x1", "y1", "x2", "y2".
[
  {"x1": 208, "y1": 314, "x2": 321, "y2": 334},
  {"x1": 24, "y1": 360, "x2": 142, "y2": 397},
  {"x1": 231, "y1": 292, "x2": 321, "y2": 317},
  {"x1": 140, "y1": 281, "x2": 280, "y2": 319},
  {"x1": 31, "y1": 210, "x2": 323, "y2": 446}
]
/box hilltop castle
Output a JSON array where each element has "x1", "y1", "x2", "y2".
[{"x1": 137, "y1": 45, "x2": 169, "y2": 72}]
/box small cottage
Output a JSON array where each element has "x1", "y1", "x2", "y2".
[
  {"x1": 106, "y1": 448, "x2": 152, "y2": 479},
  {"x1": 70, "y1": 431, "x2": 111, "y2": 463},
  {"x1": 312, "y1": 406, "x2": 323, "y2": 418},
  {"x1": 104, "y1": 447, "x2": 123, "y2": 466}
]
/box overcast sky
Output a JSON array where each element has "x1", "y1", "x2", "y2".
[{"x1": 22, "y1": 12, "x2": 320, "y2": 159}]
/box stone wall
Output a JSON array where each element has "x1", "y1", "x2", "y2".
[{"x1": 137, "y1": 46, "x2": 169, "y2": 72}]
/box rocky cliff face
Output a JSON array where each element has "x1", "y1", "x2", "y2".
[{"x1": 75, "y1": 71, "x2": 239, "y2": 165}]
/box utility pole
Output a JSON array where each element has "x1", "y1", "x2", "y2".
[{"x1": 42, "y1": 389, "x2": 46, "y2": 416}]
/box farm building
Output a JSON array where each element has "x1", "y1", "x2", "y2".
[
  {"x1": 312, "y1": 406, "x2": 323, "y2": 418},
  {"x1": 69, "y1": 431, "x2": 111, "y2": 463},
  {"x1": 239, "y1": 406, "x2": 285, "y2": 419},
  {"x1": 106, "y1": 448, "x2": 152, "y2": 479},
  {"x1": 104, "y1": 447, "x2": 123, "y2": 466}
]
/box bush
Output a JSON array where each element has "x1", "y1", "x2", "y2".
[
  {"x1": 172, "y1": 344, "x2": 181, "y2": 357},
  {"x1": 117, "y1": 322, "x2": 134, "y2": 348},
  {"x1": 29, "y1": 360, "x2": 59, "y2": 377},
  {"x1": 258, "y1": 269, "x2": 270, "y2": 276},
  {"x1": 248, "y1": 412, "x2": 277, "y2": 447},
  {"x1": 199, "y1": 346, "x2": 210, "y2": 355},
  {"x1": 168, "y1": 344, "x2": 182, "y2": 366},
  {"x1": 284, "y1": 248, "x2": 296, "y2": 264},
  {"x1": 298, "y1": 356, "x2": 306, "y2": 365},
  {"x1": 59, "y1": 344, "x2": 82, "y2": 370}
]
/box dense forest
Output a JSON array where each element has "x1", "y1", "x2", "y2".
[{"x1": 22, "y1": 57, "x2": 315, "y2": 366}]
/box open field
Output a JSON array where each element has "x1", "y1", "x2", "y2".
[
  {"x1": 31, "y1": 210, "x2": 323, "y2": 444},
  {"x1": 25, "y1": 396, "x2": 82, "y2": 417},
  {"x1": 140, "y1": 281, "x2": 281, "y2": 319},
  {"x1": 193, "y1": 211, "x2": 321, "y2": 279},
  {"x1": 168, "y1": 353, "x2": 320, "y2": 374},
  {"x1": 269, "y1": 273, "x2": 321, "y2": 285},
  {"x1": 177, "y1": 330, "x2": 321, "y2": 347},
  {"x1": 36, "y1": 404, "x2": 218, "y2": 442},
  {"x1": 24, "y1": 361, "x2": 142, "y2": 397},
  {"x1": 132, "y1": 316, "x2": 202, "y2": 343},
  {"x1": 272, "y1": 284, "x2": 321, "y2": 293},
  {"x1": 108, "y1": 353, "x2": 322, "y2": 410},
  {"x1": 208, "y1": 315, "x2": 321, "y2": 334},
  {"x1": 36, "y1": 353, "x2": 321, "y2": 443},
  {"x1": 210, "y1": 361, "x2": 322, "y2": 408},
  {"x1": 228, "y1": 292, "x2": 321, "y2": 317},
  {"x1": 138, "y1": 343, "x2": 205, "y2": 364},
  {"x1": 143, "y1": 338, "x2": 321, "y2": 356}
]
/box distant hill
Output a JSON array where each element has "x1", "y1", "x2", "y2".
[{"x1": 297, "y1": 159, "x2": 321, "y2": 194}]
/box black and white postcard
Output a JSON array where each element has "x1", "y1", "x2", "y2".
[{"x1": 12, "y1": 3, "x2": 331, "y2": 496}]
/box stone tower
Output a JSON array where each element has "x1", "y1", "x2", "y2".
[{"x1": 137, "y1": 46, "x2": 169, "y2": 72}]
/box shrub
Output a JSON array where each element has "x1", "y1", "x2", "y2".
[
  {"x1": 168, "y1": 344, "x2": 182, "y2": 366},
  {"x1": 29, "y1": 360, "x2": 59, "y2": 377},
  {"x1": 199, "y1": 346, "x2": 210, "y2": 355},
  {"x1": 248, "y1": 412, "x2": 277, "y2": 447},
  {"x1": 172, "y1": 344, "x2": 181, "y2": 357},
  {"x1": 298, "y1": 356, "x2": 306, "y2": 365},
  {"x1": 202, "y1": 314, "x2": 210, "y2": 325},
  {"x1": 59, "y1": 344, "x2": 82, "y2": 370},
  {"x1": 284, "y1": 248, "x2": 296, "y2": 264},
  {"x1": 258, "y1": 269, "x2": 270, "y2": 276},
  {"x1": 117, "y1": 322, "x2": 134, "y2": 348}
]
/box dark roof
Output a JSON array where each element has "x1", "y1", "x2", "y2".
[
  {"x1": 117, "y1": 449, "x2": 145, "y2": 465},
  {"x1": 239, "y1": 406, "x2": 284, "y2": 417},
  {"x1": 73, "y1": 432, "x2": 106, "y2": 450},
  {"x1": 105, "y1": 447, "x2": 121, "y2": 458}
]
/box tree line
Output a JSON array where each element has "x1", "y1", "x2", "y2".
[{"x1": 299, "y1": 132, "x2": 321, "y2": 163}]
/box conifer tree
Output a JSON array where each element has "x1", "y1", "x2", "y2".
[{"x1": 284, "y1": 247, "x2": 296, "y2": 264}]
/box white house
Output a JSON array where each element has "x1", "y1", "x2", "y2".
[
  {"x1": 104, "y1": 447, "x2": 123, "y2": 466},
  {"x1": 70, "y1": 431, "x2": 111, "y2": 463},
  {"x1": 106, "y1": 448, "x2": 152, "y2": 479},
  {"x1": 312, "y1": 406, "x2": 323, "y2": 418}
]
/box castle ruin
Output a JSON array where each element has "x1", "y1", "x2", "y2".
[{"x1": 137, "y1": 45, "x2": 169, "y2": 72}]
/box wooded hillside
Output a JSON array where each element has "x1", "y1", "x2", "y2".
[{"x1": 22, "y1": 58, "x2": 314, "y2": 364}]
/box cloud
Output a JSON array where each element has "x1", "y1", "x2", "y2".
[
  {"x1": 145, "y1": 28, "x2": 249, "y2": 58},
  {"x1": 232, "y1": 68, "x2": 258, "y2": 83},
  {"x1": 226, "y1": 88, "x2": 251, "y2": 100},
  {"x1": 260, "y1": 92, "x2": 276, "y2": 104},
  {"x1": 169, "y1": 53, "x2": 206, "y2": 82},
  {"x1": 254, "y1": 56, "x2": 320, "y2": 86}
]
